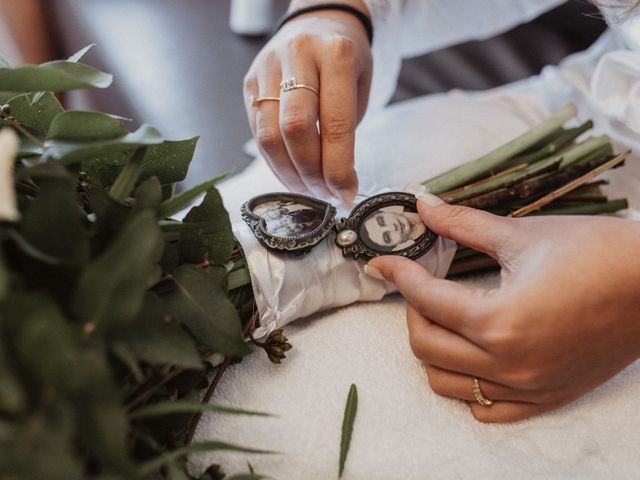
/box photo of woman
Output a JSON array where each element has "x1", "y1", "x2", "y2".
[
  {"x1": 252, "y1": 200, "x2": 325, "y2": 238},
  {"x1": 359, "y1": 205, "x2": 426, "y2": 252}
]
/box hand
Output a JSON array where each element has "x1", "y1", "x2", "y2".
[
  {"x1": 243, "y1": 1, "x2": 373, "y2": 203},
  {"x1": 368, "y1": 193, "x2": 640, "y2": 423}
]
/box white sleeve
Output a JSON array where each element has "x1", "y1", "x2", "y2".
[{"x1": 362, "y1": 0, "x2": 566, "y2": 110}]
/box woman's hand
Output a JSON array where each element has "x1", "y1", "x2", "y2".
[
  {"x1": 243, "y1": 1, "x2": 373, "y2": 203},
  {"x1": 368, "y1": 193, "x2": 640, "y2": 423}
]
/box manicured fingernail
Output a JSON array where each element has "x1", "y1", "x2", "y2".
[
  {"x1": 337, "y1": 188, "x2": 356, "y2": 206},
  {"x1": 415, "y1": 192, "x2": 444, "y2": 207},
  {"x1": 363, "y1": 264, "x2": 385, "y2": 280},
  {"x1": 404, "y1": 183, "x2": 426, "y2": 196}
]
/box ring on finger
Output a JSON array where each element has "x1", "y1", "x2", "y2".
[
  {"x1": 280, "y1": 76, "x2": 319, "y2": 95},
  {"x1": 472, "y1": 377, "x2": 494, "y2": 407},
  {"x1": 250, "y1": 95, "x2": 280, "y2": 107}
]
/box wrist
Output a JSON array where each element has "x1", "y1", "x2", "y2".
[
  {"x1": 288, "y1": 0, "x2": 370, "y2": 17},
  {"x1": 281, "y1": 1, "x2": 373, "y2": 44}
]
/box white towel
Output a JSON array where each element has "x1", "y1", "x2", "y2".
[{"x1": 191, "y1": 64, "x2": 640, "y2": 478}]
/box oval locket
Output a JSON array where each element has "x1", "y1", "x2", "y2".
[{"x1": 241, "y1": 191, "x2": 436, "y2": 260}]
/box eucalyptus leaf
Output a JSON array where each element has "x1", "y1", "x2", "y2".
[
  {"x1": 8, "y1": 91, "x2": 63, "y2": 134},
  {"x1": 338, "y1": 384, "x2": 358, "y2": 478},
  {"x1": 47, "y1": 111, "x2": 127, "y2": 141},
  {"x1": 73, "y1": 210, "x2": 164, "y2": 329},
  {"x1": 134, "y1": 176, "x2": 163, "y2": 211},
  {"x1": 0, "y1": 340, "x2": 26, "y2": 414},
  {"x1": 159, "y1": 172, "x2": 231, "y2": 218},
  {"x1": 112, "y1": 293, "x2": 202, "y2": 370},
  {"x1": 67, "y1": 43, "x2": 96, "y2": 63},
  {"x1": 163, "y1": 265, "x2": 250, "y2": 357},
  {"x1": 138, "y1": 441, "x2": 275, "y2": 477},
  {"x1": 0, "y1": 60, "x2": 112, "y2": 92},
  {"x1": 21, "y1": 176, "x2": 91, "y2": 266},
  {"x1": 179, "y1": 187, "x2": 235, "y2": 264},
  {"x1": 129, "y1": 400, "x2": 271, "y2": 419},
  {"x1": 48, "y1": 123, "x2": 163, "y2": 165},
  {"x1": 111, "y1": 342, "x2": 144, "y2": 382},
  {"x1": 2, "y1": 295, "x2": 79, "y2": 392},
  {"x1": 109, "y1": 147, "x2": 146, "y2": 202},
  {"x1": 140, "y1": 137, "x2": 198, "y2": 184}
]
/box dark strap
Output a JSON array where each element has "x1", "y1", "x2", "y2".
[{"x1": 275, "y1": 3, "x2": 373, "y2": 45}]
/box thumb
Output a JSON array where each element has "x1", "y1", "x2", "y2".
[{"x1": 415, "y1": 192, "x2": 525, "y2": 260}]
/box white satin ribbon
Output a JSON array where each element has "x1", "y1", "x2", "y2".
[
  {"x1": 591, "y1": 50, "x2": 640, "y2": 133},
  {"x1": 235, "y1": 220, "x2": 456, "y2": 339}
]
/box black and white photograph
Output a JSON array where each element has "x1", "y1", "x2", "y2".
[
  {"x1": 358, "y1": 205, "x2": 426, "y2": 252},
  {"x1": 252, "y1": 199, "x2": 326, "y2": 238}
]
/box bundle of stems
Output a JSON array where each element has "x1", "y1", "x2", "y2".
[{"x1": 419, "y1": 105, "x2": 633, "y2": 277}]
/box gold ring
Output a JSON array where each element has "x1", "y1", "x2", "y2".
[
  {"x1": 280, "y1": 76, "x2": 319, "y2": 95},
  {"x1": 472, "y1": 377, "x2": 494, "y2": 407},
  {"x1": 250, "y1": 95, "x2": 280, "y2": 107}
]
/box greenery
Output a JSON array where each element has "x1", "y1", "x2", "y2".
[{"x1": 0, "y1": 49, "x2": 269, "y2": 479}]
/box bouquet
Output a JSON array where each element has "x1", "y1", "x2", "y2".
[{"x1": 0, "y1": 51, "x2": 630, "y2": 479}]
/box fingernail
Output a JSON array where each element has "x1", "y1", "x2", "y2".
[
  {"x1": 415, "y1": 192, "x2": 444, "y2": 207},
  {"x1": 363, "y1": 263, "x2": 385, "y2": 280},
  {"x1": 404, "y1": 183, "x2": 426, "y2": 196},
  {"x1": 337, "y1": 188, "x2": 356, "y2": 206}
]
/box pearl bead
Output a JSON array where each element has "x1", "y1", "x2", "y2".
[{"x1": 336, "y1": 229, "x2": 358, "y2": 247}]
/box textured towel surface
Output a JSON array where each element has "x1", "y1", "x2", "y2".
[
  {"x1": 190, "y1": 283, "x2": 640, "y2": 479},
  {"x1": 191, "y1": 87, "x2": 640, "y2": 478}
]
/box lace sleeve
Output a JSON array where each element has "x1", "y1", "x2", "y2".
[{"x1": 362, "y1": 0, "x2": 565, "y2": 110}]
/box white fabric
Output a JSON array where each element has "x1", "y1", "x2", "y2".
[
  {"x1": 235, "y1": 220, "x2": 455, "y2": 339},
  {"x1": 191, "y1": 3, "x2": 640, "y2": 478}
]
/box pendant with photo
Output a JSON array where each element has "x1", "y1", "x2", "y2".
[{"x1": 241, "y1": 191, "x2": 436, "y2": 259}]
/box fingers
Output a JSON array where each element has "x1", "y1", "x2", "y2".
[
  {"x1": 319, "y1": 41, "x2": 359, "y2": 204},
  {"x1": 406, "y1": 303, "x2": 496, "y2": 376},
  {"x1": 368, "y1": 255, "x2": 490, "y2": 339},
  {"x1": 424, "y1": 364, "x2": 534, "y2": 404},
  {"x1": 415, "y1": 193, "x2": 526, "y2": 261},
  {"x1": 279, "y1": 55, "x2": 333, "y2": 198},
  {"x1": 246, "y1": 59, "x2": 309, "y2": 193}
]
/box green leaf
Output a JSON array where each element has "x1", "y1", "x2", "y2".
[
  {"x1": 0, "y1": 340, "x2": 26, "y2": 414},
  {"x1": 48, "y1": 123, "x2": 163, "y2": 165},
  {"x1": 138, "y1": 441, "x2": 275, "y2": 477},
  {"x1": 134, "y1": 176, "x2": 163, "y2": 211},
  {"x1": 140, "y1": 137, "x2": 198, "y2": 184},
  {"x1": 0, "y1": 55, "x2": 11, "y2": 68},
  {"x1": 112, "y1": 293, "x2": 202, "y2": 369},
  {"x1": 73, "y1": 210, "x2": 164, "y2": 329},
  {"x1": 0, "y1": 249, "x2": 8, "y2": 299},
  {"x1": 47, "y1": 111, "x2": 127, "y2": 141},
  {"x1": 164, "y1": 265, "x2": 250, "y2": 356},
  {"x1": 7, "y1": 91, "x2": 63, "y2": 134},
  {"x1": 338, "y1": 384, "x2": 358, "y2": 478},
  {"x1": 0, "y1": 60, "x2": 112, "y2": 92},
  {"x1": 21, "y1": 176, "x2": 91, "y2": 266},
  {"x1": 111, "y1": 342, "x2": 144, "y2": 382},
  {"x1": 109, "y1": 147, "x2": 146, "y2": 202},
  {"x1": 1, "y1": 295, "x2": 79, "y2": 392},
  {"x1": 159, "y1": 172, "x2": 231, "y2": 218},
  {"x1": 67, "y1": 43, "x2": 96, "y2": 63},
  {"x1": 179, "y1": 187, "x2": 235, "y2": 264},
  {"x1": 129, "y1": 400, "x2": 272, "y2": 420}
]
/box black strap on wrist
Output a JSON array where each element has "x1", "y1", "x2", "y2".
[{"x1": 275, "y1": 3, "x2": 373, "y2": 45}]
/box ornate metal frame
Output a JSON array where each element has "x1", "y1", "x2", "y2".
[
  {"x1": 333, "y1": 192, "x2": 436, "y2": 260},
  {"x1": 241, "y1": 192, "x2": 337, "y2": 255}
]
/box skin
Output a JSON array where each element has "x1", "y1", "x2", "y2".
[
  {"x1": 369, "y1": 194, "x2": 640, "y2": 423},
  {"x1": 243, "y1": 0, "x2": 372, "y2": 203}
]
